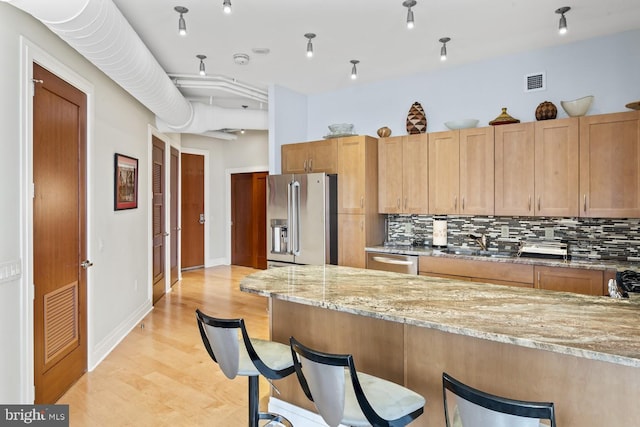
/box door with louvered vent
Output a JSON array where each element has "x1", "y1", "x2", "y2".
[{"x1": 33, "y1": 63, "x2": 87, "y2": 403}]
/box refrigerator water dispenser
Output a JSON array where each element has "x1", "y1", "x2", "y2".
[{"x1": 270, "y1": 219, "x2": 288, "y2": 254}]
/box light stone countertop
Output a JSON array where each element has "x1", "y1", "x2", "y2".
[{"x1": 240, "y1": 265, "x2": 640, "y2": 368}]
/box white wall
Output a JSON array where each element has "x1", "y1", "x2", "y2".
[
  {"x1": 306, "y1": 29, "x2": 640, "y2": 140},
  {"x1": 0, "y1": 3, "x2": 155, "y2": 402},
  {"x1": 269, "y1": 84, "x2": 308, "y2": 174},
  {"x1": 181, "y1": 131, "x2": 269, "y2": 265}
]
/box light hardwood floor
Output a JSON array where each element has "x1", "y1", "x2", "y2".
[{"x1": 58, "y1": 265, "x2": 275, "y2": 426}]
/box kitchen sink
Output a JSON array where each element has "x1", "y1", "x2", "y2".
[{"x1": 436, "y1": 248, "x2": 513, "y2": 258}]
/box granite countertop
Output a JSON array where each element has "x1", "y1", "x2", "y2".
[
  {"x1": 240, "y1": 265, "x2": 640, "y2": 368},
  {"x1": 366, "y1": 245, "x2": 640, "y2": 272}
]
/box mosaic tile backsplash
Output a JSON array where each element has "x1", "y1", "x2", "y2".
[{"x1": 386, "y1": 215, "x2": 640, "y2": 262}]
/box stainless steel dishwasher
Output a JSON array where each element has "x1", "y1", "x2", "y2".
[{"x1": 366, "y1": 252, "x2": 419, "y2": 275}]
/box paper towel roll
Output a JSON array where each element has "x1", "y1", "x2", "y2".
[{"x1": 432, "y1": 218, "x2": 448, "y2": 247}]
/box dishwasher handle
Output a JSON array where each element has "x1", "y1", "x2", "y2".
[{"x1": 371, "y1": 256, "x2": 415, "y2": 266}]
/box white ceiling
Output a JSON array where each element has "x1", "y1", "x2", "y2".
[{"x1": 111, "y1": 0, "x2": 640, "y2": 110}]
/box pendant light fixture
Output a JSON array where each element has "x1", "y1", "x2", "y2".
[
  {"x1": 223, "y1": 0, "x2": 232, "y2": 14},
  {"x1": 196, "y1": 54, "x2": 207, "y2": 76},
  {"x1": 304, "y1": 33, "x2": 316, "y2": 58},
  {"x1": 350, "y1": 60, "x2": 359, "y2": 80},
  {"x1": 402, "y1": 0, "x2": 416, "y2": 29},
  {"x1": 555, "y1": 6, "x2": 570, "y2": 35},
  {"x1": 174, "y1": 6, "x2": 188, "y2": 36},
  {"x1": 439, "y1": 37, "x2": 450, "y2": 61}
]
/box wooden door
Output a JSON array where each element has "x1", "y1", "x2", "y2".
[
  {"x1": 169, "y1": 147, "x2": 179, "y2": 285},
  {"x1": 579, "y1": 111, "x2": 640, "y2": 218},
  {"x1": 231, "y1": 172, "x2": 267, "y2": 269},
  {"x1": 152, "y1": 137, "x2": 165, "y2": 304},
  {"x1": 308, "y1": 139, "x2": 338, "y2": 173},
  {"x1": 428, "y1": 131, "x2": 460, "y2": 214},
  {"x1": 459, "y1": 127, "x2": 494, "y2": 215},
  {"x1": 535, "y1": 118, "x2": 579, "y2": 217},
  {"x1": 33, "y1": 63, "x2": 87, "y2": 403},
  {"x1": 338, "y1": 136, "x2": 366, "y2": 214},
  {"x1": 495, "y1": 123, "x2": 535, "y2": 216},
  {"x1": 403, "y1": 134, "x2": 429, "y2": 214},
  {"x1": 180, "y1": 153, "x2": 204, "y2": 269},
  {"x1": 338, "y1": 214, "x2": 366, "y2": 268},
  {"x1": 281, "y1": 143, "x2": 309, "y2": 174},
  {"x1": 378, "y1": 136, "x2": 403, "y2": 213}
]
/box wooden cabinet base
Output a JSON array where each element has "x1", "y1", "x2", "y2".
[{"x1": 269, "y1": 298, "x2": 640, "y2": 427}]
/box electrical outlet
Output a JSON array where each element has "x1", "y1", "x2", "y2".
[
  {"x1": 501, "y1": 225, "x2": 509, "y2": 238},
  {"x1": 404, "y1": 223, "x2": 412, "y2": 233},
  {"x1": 545, "y1": 227, "x2": 554, "y2": 239}
]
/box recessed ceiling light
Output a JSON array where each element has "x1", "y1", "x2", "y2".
[{"x1": 252, "y1": 48, "x2": 270, "y2": 55}]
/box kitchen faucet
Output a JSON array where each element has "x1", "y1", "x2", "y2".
[{"x1": 469, "y1": 233, "x2": 488, "y2": 251}]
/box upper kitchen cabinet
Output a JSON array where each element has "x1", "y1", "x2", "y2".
[
  {"x1": 534, "y1": 118, "x2": 579, "y2": 217},
  {"x1": 281, "y1": 139, "x2": 338, "y2": 174},
  {"x1": 495, "y1": 123, "x2": 535, "y2": 216},
  {"x1": 579, "y1": 111, "x2": 640, "y2": 218},
  {"x1": 378, "y1": 134, "x2": 429, "y2": 214},
  {"x1": 338, "y1": 136, "x2": 379, "y2": 214},
  {"x1": 429, "y1": 127, "x2": 493, "y2": 215}
]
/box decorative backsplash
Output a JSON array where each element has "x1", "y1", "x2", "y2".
[{"x1": 386, "y1": 214, "x2": 640, "y2": 262}]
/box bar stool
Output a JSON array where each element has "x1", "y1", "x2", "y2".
[
  {"x1": 196, "y1": 309, "x2": 295, "y2": 427},
  {"x1": 289, "y1": 336, "x2": 425, "y2": 427},
  {"x1": 443, "y1": 372, "x2": 556, "y2": 427}
]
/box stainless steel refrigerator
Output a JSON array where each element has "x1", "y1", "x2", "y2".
[{"x1": 266, "y1": 172, "x2": 337, "y2": 267}]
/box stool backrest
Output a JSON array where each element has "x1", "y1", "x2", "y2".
[
  {"x1": 196, "y1": 309, "x2": 244, "y2": 379},
  {"x1": 443, "y1": 372, "x2": 556, "y2": 427}
]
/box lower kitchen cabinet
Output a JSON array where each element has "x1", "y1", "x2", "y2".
[
  {"x1": 534, "y1": 266, "x2": 605, "y2": 296},
  {"x1": 339, "y1": 214, "x2": 366, "y2": 268}
]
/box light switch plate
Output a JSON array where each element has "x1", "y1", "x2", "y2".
[
  {"x1": 501, "y1": 225, "x2": 509, "y2": 238},
  {"x1": 545, "y1": 227, "x2": 554, "y2": 239}
]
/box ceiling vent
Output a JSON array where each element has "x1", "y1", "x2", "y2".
[{"x1": 524, "y1": 72, "x2": 546, "y2": 92}]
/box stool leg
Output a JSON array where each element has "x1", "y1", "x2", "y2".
[{"x1": 248, "y1": 375, "x2": 259, "y2": 427}]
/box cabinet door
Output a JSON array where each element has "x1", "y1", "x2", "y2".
[
  {"x1": 378, "y1": 137, "x2": 403, "y2": 213},
  {"x1": 338, "y1": 137, "x2": 366, "y2": 214},
  {"x1": 534, "y1": 118, "x2": 579, "y2": 217},
  {"x1": 281, "y1": 143, "x2": 309, "y2": 174},
  {"x1": 460, "y1": 127, "x2": 494, "y2": 215},
  {"x1": 495, "y1": 123, "x2": 535, "y2": 216},
  {"x1": 429, "y1": 131, "x2": 460, "y2": 214},
  {"x1": 579, "y1": 111, "x2": 640, "y2": 218},
  {"x1": 338, "y1": 214, "x2": 366, "y2": 268},
  {"x1": 535, "y1": 266, "x2": 604, "y2": 296},
  {"x1": 403, "y1": 134, "x2": 429, "y2": 213},
  {"x1": 308, "y1": 139, "x2": 338, "y2": 173}
]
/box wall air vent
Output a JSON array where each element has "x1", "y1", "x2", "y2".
[{"x1": 524, "y1": 72, "x2": 546, "y2": 92}]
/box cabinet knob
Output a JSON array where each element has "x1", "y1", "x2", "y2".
[
  {"x1": 309, "y1": 158, "x2": 313, "y2": 171},
  {"x1": 538, "y1": 196, "x2": 541, "y2": 211},
  {"x1": 397, "y1": 198, "x2": 400, "y2": 208},
  {"x1": 360, "y1": 196, "x2": 364, "y2": 208},
  {"x1": 584, "y1": 194, "x2": 587, "y2": 212},
  {"x1": 404, "y1": 197, "x2": 408, "y2": 210},
  {"x1": 462, "y1": 196, "x2": 465, "y2": 211},
  {"x1": 454, "y1": 195, "x2": 457, "y2": 210},
  {"x1": 528, "y1": 195, "x2": 532, "y2": 211},
  {"x1": 303, "y1": 160, "x2": 308, "y2": 172}
]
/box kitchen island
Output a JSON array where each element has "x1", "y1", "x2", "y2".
[{"x1": 241, "y1": 265, "x2": 640, "y2": 426}]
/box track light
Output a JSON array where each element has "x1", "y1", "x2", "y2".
[
  {"x1": 403, "y1": 0, "x2": 416, "y2": 29},
  {"x1": 439, "y1": 37, "x2": 450, "y2": 61},
  {"x1": 304, "y1": 33, "x2": 316, "y2": 58},
  {"x1": 350, "y1": 60, "x2": 359, "y2": 80},
  {"x1": 196, "y1": 55, "x2": 206, "y2": 76},
  {"x1": 174, "y1": 6, "x2": 188, "y2": 36},
  {"x1": 556, "y1": 6, "x2": 570, "y2": 35},
  {"x1": 223, "y1": 0, "x2": 232, "y2": 14}
]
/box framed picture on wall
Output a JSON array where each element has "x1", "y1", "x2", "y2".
[{"x1": 114, "y1": 153, "x2": 138, "y2": 210}]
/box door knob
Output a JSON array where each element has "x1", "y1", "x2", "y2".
[{"x1": 80, "y1": 260, "x2": 93, "y2": 269}]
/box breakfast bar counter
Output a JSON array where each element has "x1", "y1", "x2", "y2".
[{"x1": 241, "y1": 265, "x2": 640, "y2": 426}]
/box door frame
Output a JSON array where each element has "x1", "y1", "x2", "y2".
[
  {"x1": 225, "y1": 165, "x2": 268, "y2": 265},
  {"x1": 181, "y1": 148, "x2": 210, "y2": 266},
  {"x1": 147, "y1": 127, "x2": 178, "y2": 299},
  {"x1": 19, "y1": 37, "x2": 95, "y2": 402}
]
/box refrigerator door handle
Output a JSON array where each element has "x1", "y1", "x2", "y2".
[{"x1": 291, "y1": 181, "x2": 301, "y2": 256}]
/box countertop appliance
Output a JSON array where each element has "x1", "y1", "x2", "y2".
[
  {"x1": 366, "y1": 252, "x2": 419, "y2": 275},
  {"x1": 267, "y1": 173, "x2": 337, "y2": 267}
]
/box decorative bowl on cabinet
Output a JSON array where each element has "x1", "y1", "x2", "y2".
[
  {"x1": 444, "y1": 119, "x2": 479, "y2": 130},
  {"x1": 560, "y1": 95, "x2": 594, "y2": 117}
]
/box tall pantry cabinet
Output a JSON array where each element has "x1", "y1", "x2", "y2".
[{"x1": 337, "y1": 136, "x2": 385, "y2": 268}]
